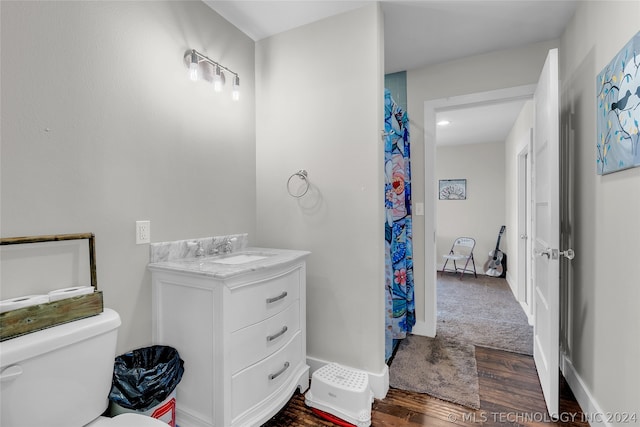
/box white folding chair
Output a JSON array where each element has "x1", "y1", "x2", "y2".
[{"x1": 441, "y1": 237, "x2": 477, "y2": 279}]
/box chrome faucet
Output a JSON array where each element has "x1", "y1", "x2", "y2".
[
  {"x1": 209, "y1": 236, "x2": 235, "y2": 255},
  {"x1": 195, "y1": 241, "x2": 205, "y2": 257}
]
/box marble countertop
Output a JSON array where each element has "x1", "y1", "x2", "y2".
[{"x1": 148, "y1": 247, "x2": 310, "y2": 280}]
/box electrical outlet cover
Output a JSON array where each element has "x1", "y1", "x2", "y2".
[{"x1": 136, "y1": 220, "x2": 150, "y2": 244}]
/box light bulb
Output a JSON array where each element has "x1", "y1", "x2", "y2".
[
  {"x1": 232, "y1": 75, "x2": 240, "y2": 101},
  {"x1": 213, "y1": 65, "x2": 223, "y2": 92},
  {"x1": 189, "y1": 51, "x2": 198, "y2": 81}
]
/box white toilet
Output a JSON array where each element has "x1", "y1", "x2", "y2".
[{"x1": 0, "y1": 308, "x2": 167, "y2": 427}]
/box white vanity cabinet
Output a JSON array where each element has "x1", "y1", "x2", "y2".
[{"x1": 149, "y1": 251, "x2": 309, "y2": 427}]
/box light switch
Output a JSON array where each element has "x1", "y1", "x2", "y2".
[{"x1": 415, "y1": 202, "x2": 424, "y2": 216}]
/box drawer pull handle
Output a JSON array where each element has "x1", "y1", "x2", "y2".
[
  {"x1": 269, "y1": 361, "x2": 290, "y2": 380},
  {"x1": 266, "y1": 291, "x2": 287, "y2": 304},
  {"x1": 0, "y1": 365, "x2": 23, "y2": 382},
  {"x1": 266, "y1": 326, "x2": 288, "y2": 342}
]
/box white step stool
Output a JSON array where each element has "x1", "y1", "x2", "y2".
[{"x1": 305, "y1": 363, "x2": 373, "y2": 427}]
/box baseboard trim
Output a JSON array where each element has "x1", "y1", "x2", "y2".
[
  {"x1": 505, "y1": 270, "x2": 533, "y2": 325},
  {"x1": 307, "y1": 355, "x2": 389, "y2": 399},
  {"x1": 505, "y1": 271, "x2": 517, "y2": 295},
  {"x1": 518, "y1": 300, "x2": 533, "y2": 325},
  {"x1": 562, "y1": 354, "x2": 608, "y2": 427}
]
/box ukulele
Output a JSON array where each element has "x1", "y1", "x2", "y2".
[{"x1": 484, "y1": 225, "x2": 506, "y2": 277}]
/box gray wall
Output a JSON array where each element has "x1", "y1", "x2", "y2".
[
  {"x1": 436, "y1": 141, "x2": 506, "y2": 271},
  {"x1": 559, "y1": 1, "x2": 640, "y2": 416},
  {"x1": 255, "y1": 5, "x2": 387, "y2": 379},
  {"x1": 0, "y1": 1, "x2": 256, "y2": 354},
  {"x1": 2, "y1": 0, "x2": 387, "y2": 391}
]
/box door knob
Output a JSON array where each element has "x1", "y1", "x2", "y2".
[
  {"x1": 535, "y1": 248, "x2": 575, "y2": 260},
  {"x1": 560, "y1": 248, "x2": 575, "y2": 260},
  {"x1": 535, "y1": 248, "x2": 553, "y2": 258}
]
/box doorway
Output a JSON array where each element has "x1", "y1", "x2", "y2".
[
  {"x1": 414, "y1": 84, "x2": 537, "y2": 337},
  {"x1": 410, "y1": 50, "x2": 564, "y2": 418}
]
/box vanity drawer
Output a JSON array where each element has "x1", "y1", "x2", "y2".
[
  {"x1": 229, "y1": 268, "x2": 300, "y2": 331},
  {"x1": 231, "y1": 302, "x2": 300, "y2": 374},
  {"x1": 231, "y1": 332, "x2": 302, "y2": 420}
]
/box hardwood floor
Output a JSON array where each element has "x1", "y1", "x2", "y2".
[{"x1": 262, "y1": 347, "x2": 587, "y2": 426}]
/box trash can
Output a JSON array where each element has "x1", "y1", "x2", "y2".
[{"x1": 109, "y1": 345, "x2": 185, "y2": 427}]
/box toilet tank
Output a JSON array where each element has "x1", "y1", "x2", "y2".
[{"x1": 0, "y1": 308, "x2": 121, "y2": 427}]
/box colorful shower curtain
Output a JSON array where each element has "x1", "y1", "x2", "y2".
[{"x1": 384, "y1": 89, "x2": 415, "y2": 361}]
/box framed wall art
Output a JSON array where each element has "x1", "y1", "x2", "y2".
[
  {"x1": 439, "y1": 179, "x2": 466, "y2": 200},
  {"x1": 596, "y1": 30, "x2": 640, "y2": 175}
]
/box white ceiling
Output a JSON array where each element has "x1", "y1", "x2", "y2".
[
  {"x1": 204, "y1": 1, "x2": 371, "y2": 42},
  {"x1": 436, "y1": 98, "x2": 528, "y2": 146},
  {"x1": 204, "y1": 0, "x2": 578, "y2": 146},
  {"x1": 380, "y1": 0, "x2": 577, "y2": 73}
]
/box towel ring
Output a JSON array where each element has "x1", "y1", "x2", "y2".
[{"x1": 287, "y1": 170, "x2": 310, "y2": 198}]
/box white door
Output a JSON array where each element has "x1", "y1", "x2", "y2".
[{"x1": 532, "y1": 48, "x2": 563, "y2": 417}]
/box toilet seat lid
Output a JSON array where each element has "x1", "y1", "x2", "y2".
[{"x1": 90, "y1": 414, "x2": 168, "y2": 426}]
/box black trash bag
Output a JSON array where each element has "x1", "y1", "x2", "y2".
[{"x1": 109, "y1": 345, "x2": 184, "y2": 411}]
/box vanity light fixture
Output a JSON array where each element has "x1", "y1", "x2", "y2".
[
  {"x1": 189, "y1": 50, "x2": 199, "y2": 81},
  {"x1": 213, "y1": 64, "x2": 223, "y2": 92},
  {"x1": 437, "y1": 119, "x2": 451, "y2": 126},
  {"x1": 232, "y1": 75, "x2": 240, "y2": 101},
  {"x1": 185, "y1": 49, "x2": 240, "y2": 101}
]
